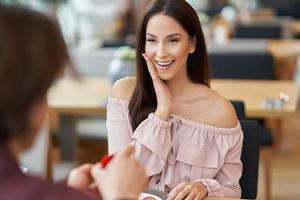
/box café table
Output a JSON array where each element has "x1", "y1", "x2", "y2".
[
  {"x1": 211, "y1": 79, "x2": 298, "y2": 118},
  {"x1": 48, "y1": 77, "x2": 299, "y2": 160},
  {"x1": 48, "y1": 77, "x2": 111, "y2": 160},
  {"x1": 48, "y1": 77, "x2": 110, "y2": 115},
  {"x1": 211, "y1": 79, "x2": 299, "y2": 150}
]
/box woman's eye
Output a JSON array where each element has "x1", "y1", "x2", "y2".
[
  {"x1": 169, "y1": 39, "x2": 179, "y2": 44},
  {"x1": 146, "y1": 38, "x2": 156, "y2": 43}
]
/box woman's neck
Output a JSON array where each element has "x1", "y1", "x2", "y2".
[{"x1": 166, "y1": 68, "x2": 192, "y2": 98}]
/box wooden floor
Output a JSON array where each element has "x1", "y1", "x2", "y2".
[{"x1": 257, "y1": 116, "x2": 300, "y2": 200}]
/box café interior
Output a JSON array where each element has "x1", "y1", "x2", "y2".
[{"x1": 3, "y1": 0, "x2": 300, "y2": 199}]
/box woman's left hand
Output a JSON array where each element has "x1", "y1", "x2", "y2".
[{"x1": 166, "y1": 181, "x2": 208, "y2": 200}]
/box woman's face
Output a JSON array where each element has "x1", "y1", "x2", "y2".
[{"x1": 145, "y1": 14, "x2": 195, "y2": 81}]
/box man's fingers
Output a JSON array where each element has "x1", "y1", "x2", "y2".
[
  {"x1": 80, "y1": 163, "x2": 93, "y2": 173},
  {"x1": 88, "y1": 182, "x2": 101, "y2": 195},
  {"x1": 91, "y1": 164, "x2": 104, "y2": 178}
]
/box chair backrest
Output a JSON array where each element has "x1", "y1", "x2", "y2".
[
  {"x1": 209, "y1": 52, "x2": 275, "y2": 80},
  {"x1": 230, "y1": 101, "x2": 246, "y2": 119},
  {"x1": 234, "y1": 24, "x2": 282, "y2": 39},
  {"x1": 239, "y1": 119, "x2": 261, "y2": 199}
]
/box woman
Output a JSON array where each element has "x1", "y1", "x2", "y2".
[
  {"x1": 107, "y1": 0, "x2": 243, "y2": 199},
  {"x1": 0, "y1": 4, "x2": 147, "y2": 200}
]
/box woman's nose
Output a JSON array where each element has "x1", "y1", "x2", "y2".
[{"x1": 157, "y1": 43, "x2": 168, "y2": 58}]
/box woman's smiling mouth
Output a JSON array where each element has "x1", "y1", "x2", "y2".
[{"x1": 155, "y1": 60, "x2": 175, "y2": 68}]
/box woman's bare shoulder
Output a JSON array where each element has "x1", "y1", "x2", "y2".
[
  {"x1": 207, "y1": 89, "x2": 238, "y2": 128},
  {"x1": 178, "y1": 84, "x2": 238, "y2": 128},
  {"x1": 111, "y1": 76, "x2": 136, "y2": 101}
]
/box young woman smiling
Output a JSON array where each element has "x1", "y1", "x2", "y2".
[{"x1": 106, "y1": 0, "x2": 243, "y2": 199}]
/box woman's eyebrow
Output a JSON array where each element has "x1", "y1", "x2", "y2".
[
  {"x1": 166, "y1": 33, "x2": 182, "y2": 38},
  {"x1": 146, "y1": 33, "x2": 182, "y2": 38},
  {"x1": 146, "y1": 33, "x2": 156, "y2": 37}
]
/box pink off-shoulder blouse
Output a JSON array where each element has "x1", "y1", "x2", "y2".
[{"x1": 106, "y1": 97, "x2": 243, "y2": 198}]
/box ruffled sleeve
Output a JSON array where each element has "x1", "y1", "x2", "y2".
[
  {"x1": 106, "y1": 97, "x2": 172, "y2": 176},
  {"x1": 106, "y1": 97, "x2": 132, "y2": 154},
  {"x1": 132, "y1": 113, "x2": 173, "y2": 175},
  {"x1": 196, "y1": 125, "x2": 243, "y2": 198}
]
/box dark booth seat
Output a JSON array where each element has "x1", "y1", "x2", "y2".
[
  {"x1": 233, "y1": 24, "x2": 282, "y2": 39},
  {"x1": 209, "y1": 52, "x2": 275, "y2": 80}
]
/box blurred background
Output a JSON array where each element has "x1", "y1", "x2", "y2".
[{"x1": 3, "y1": 0, "x2": 300, "y2": 200}]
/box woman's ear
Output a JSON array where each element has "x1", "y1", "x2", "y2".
[{"x1": 189, "y1": 35, "x2": 196, "y2": 54}]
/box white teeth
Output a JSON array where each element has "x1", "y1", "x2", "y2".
[{"x1": 156, "y1": 60, "x2": 173, "y2": 66}]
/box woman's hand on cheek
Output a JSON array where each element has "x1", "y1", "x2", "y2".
[
  {"x1": 142, "y1": 53, "x2": 172, "y2": 120},
  {"x1": 166, "y1": 181, "x2": 208, "y2": 200}
]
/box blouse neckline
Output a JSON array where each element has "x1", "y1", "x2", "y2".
[{"x1": 108, "y1": 97, "x2": 241, "y2": 133}]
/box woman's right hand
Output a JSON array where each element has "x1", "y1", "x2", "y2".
[
  {"x1": 91, "y1": 145, "x2": 148, "y2": 200},
  {"x1": 142, "y1": 53, "x2": 172, "y2": 120}
]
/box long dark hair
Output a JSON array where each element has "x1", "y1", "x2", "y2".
[
  {"x1": 0, "y1": 4, "x2": 69, "y2": 143},
  {"x1": 129, "y1": 0, "x2": 210, "y2": 131}
]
